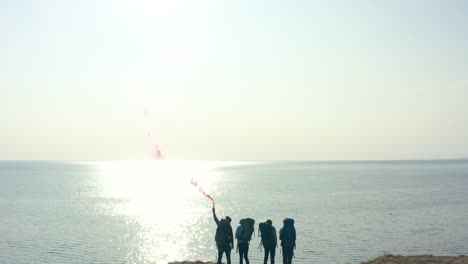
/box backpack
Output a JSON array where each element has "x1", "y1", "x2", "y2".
[
  {"x1": 215, "y1": 219, "x2": 231, "y2": 246},
  {"x1": 280, "y1": 218, "x2": 295, "y2": 247},
  {"x1": 239, "y1": 218, "x2": 255, "y2": 241},
  {"x1": 259, "y1": 222, "x2": 275, "y2": 248}
]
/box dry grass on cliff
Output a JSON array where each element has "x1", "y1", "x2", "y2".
[
  {"x1": 168, "y1": 255, "x2": 468, "y2": 264},
  {"x1": 168, "y1": 262, "x2": 217, "y2": 264},
  {"x1": 362, "y1": 255, "x2": 468, "y2": 264}
]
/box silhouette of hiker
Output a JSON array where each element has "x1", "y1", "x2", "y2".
[
  {"x1": 213, "y1": 206, "x2": 234, "y2": 264},
  {"x1": 260, "y1": 220, "x2": 277, "y2": 264},
  {"x1": 235, "y1": 219, "x2": 250, "y2": 264},
  {"x1": 279, "y1": 218, "x2": 296, "y2": 264}
]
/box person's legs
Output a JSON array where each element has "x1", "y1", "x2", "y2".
[
  {"x1": 217, "y1": 247, "x2": 224, "y2": 264},
  {"x1": 238, "y1": 243, "x2": 249, "y2": 264},
  {"x1": 238, "y1": 244, "x2": 245, "y2": 264},
  {"x1": 288, "y1": 248, "x2": 294, "y2": 264},
  {"x1": 283, "y1": 246, "x2": 294, "y2": 264},
  {"x1": 244, "y1": 244, "x2": 249, "y2": 264},
  {"x1": 270, "y1": 247, "x2": 276, "y2": 264},
  {"x1": 264, "y1": 248, "x2": 270, "y2": 264},
  {"x1": 285, "y1": 247, "x2": 293, "y2": 264},
  {"x1": 282, "y1": 246, "x2": 287, "y2": 264},
  {"x1": 225, "y1": 245, "x2": 232, "y2": 264}
]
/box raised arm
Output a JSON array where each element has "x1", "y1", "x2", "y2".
[{"x1": 212, "y1": 207, "x2": 219, "y2": 225}]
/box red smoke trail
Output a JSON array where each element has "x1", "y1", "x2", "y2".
[
  {"x1": 153, "y1": 144, "x2": 165, "y2": 160},
  {"x1": 145, "y1": 108, "x2": 215, "y2": 203},
  {"x1": 144, "y1": 107, "x2": 165, "y2": 160},
  {"x1": 190, "y1": 177, "x2": 215, "y2": 202}
]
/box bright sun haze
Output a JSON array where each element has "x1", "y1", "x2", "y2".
[{"x1": 1, "y1": 0, "x2": 468, "y2": 161}]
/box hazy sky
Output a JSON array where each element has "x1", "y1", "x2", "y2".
[{"x1": 2, "y1": 0, "x2": 468, "y2": 161}]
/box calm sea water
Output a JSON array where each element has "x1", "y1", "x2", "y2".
[{"x1": 1, "y1": 160, "x2": 468, "y2": 264}]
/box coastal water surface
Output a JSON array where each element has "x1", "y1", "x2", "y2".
[{"x1": 1, "y1": 160, "x2": 468, "y2": 263}]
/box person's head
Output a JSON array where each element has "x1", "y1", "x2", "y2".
[
  {"x1": 225, "y1": 216, "x2": 232, "y2": 222},
  {"x1": 239, "y1": 219, "x2": 245, "y2": 225},
  {"x1": 283, "y1": 218, "x2": 294, "y2": 226},
  {"x1": 266, "y1": 219, "x2": 272, "y2": 225}
]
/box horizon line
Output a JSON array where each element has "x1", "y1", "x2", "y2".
[{"x1": 1, "y1": 158, "x2": 467, "y2": 163}]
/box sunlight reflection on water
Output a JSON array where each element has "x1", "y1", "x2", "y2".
[{"x1": 95, "y1": 160, "x2": 227, "y2": 263}]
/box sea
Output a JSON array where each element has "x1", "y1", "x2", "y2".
[{"x1": 1, "y1": 160, "x2": 468, "y2": 264}]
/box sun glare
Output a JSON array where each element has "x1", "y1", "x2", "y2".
[
  {"x1": 94, "y1": 160, "x2": 219, "y2": 262},
  {"x1": 96, "y1": 160, "x2": 216, "y2": 223}
]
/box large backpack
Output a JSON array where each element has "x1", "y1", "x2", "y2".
[
  {"x1": 280, "y1": 218, "x2": 295, "y2": 247},
  {"x1": 239, "y1": 218, "x2": 255, "y2": 241},
  {"x1": 259, "y1": 222, "x2": 275, "y2": 248},
  {"x1": 215, "y1": 219, "x2": 231, "y2": 246}
]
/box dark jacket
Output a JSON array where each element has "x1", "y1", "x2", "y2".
[
  {"x1": 214, "y1": 211, "x2": 234, "y2": 247},
  {"x1": 261, "y1": 224, "x2": 277, "y2": 249},
  {"x1": 279, "y1": 224, "x2": 296, "y2": 248}
]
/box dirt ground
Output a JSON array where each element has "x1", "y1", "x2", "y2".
[
  {"x1": 361, "y1": 255, "x2": 468, "y2": 264},
  {"x1": 168, "y1": 262, "x2": 217, "y2": 264},
  {"x1": 168, "y1": 255, "x2": 468, "y2": 264}
]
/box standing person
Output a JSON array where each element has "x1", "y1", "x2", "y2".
[
  {"x1": 235, "y1": 218, "x2": 255, "y2": 264},
  {"x1": 260, "y1": 220, "x2": 277, "y2": 264},
  {"x1": 279, "y1": 218, "x2": 296, "y2": 264},
  {"x1": 213, "y1": 206, "x2": 234, "y2": 264}
]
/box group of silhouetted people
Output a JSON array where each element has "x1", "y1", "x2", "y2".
[{"x1": 212, "y1": 206, "x2": 296, "y2": 264}]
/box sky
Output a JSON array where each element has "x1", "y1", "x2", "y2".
[{"x1": 1, "y1": 0, "x2": 468, "y2": 161}]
